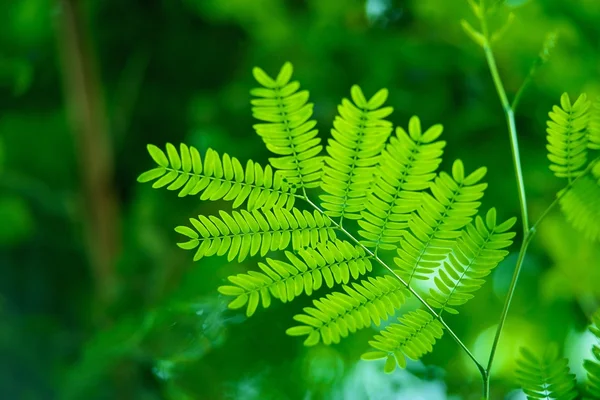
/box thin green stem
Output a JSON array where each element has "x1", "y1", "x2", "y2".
[
  {"x1": 480, "y1": 17, "x2": 529, "y2": 237},
  {"x1": 477, "y1": 3, "x2": 600, "y2": 394},
  {"x1": 486, "y1": 147, "x2": 600, "y2": 380},
  {"x1": 477, "y1": 4, "x2": 530, "y2": 398},
  {"x1": 302, "y1": 194, "x2": 487, "y2": 376},
  {"x1": 485, "y1": 232, "x2": 533, "y2": 373},
  {"x1": 511, "y1": 63, "x2": 537, "y2": 112}
]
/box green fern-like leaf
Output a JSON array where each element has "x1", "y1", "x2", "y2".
[
  {"x1": 546, "y1": 93, "x2": 591, "y2": 180},
  {"x1": 361, "y1": 309, "x2": 444, "y2": 373},
  {"x1": 426, "y1": 208, "x2": 517, "y2": 314},
  {"x1": 558, "y1": 170, "x2": 600, "y2": 242},
  {"x1": 137, "y1": 144, "x2": 296, "y2": 210},
  {"x1": 394, "y1": 159, "x2": 488, "y2": 283},
  {"x1": 175, "y1": 208, "x2": 336, "y2": 262},
  {"x1": 286, "y1": 275, "x2": 409, "y2": 346},
  {"x1": 515, "y1": 346, "x2": 577, "y2": 400},
  {"x1": 251, "y1": 62, "x2": 323, "y2": 189},
  {"x1": 217, "y1": 239, "x2": 373, "y2": 317},
  {"x1": 319, "y1": 85, "x2": 393, "y2": 220},
  {"x1": 584, "y1": 310, "x2": 600, "y2": 398},
  {"x1": 358, "y1": 116, "x2": 446, "y2": 251}
]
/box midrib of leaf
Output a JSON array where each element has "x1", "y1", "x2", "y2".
[
  {"x1": 236, "y1": 254, "x2": 374, "y2": 298},
  {"x1": 384, "y1": 315, "x2": 438, "y2": 354},
  {"x1": 538, "y1": 362, "x2": 554, "y2": 399},
  {"x1": 275, "y1": 88, "x2": 307, "y2": 190},
  {"x1": 438, "y1": 228, "x2": 494, "y2": 315},
  {"x1": 315, "y1": 283, "x2": 405, "y2": 330},
  {"x1": 337, "y1": 110, "x2": 368, "y2": 224},
  {"x1": 566, "y1": 112, "x2": 574, "y2": 183},
  {"x1": 187, "y1": 225, "x2": 329, "y2": 243},
  {"x1": 373, "y1": 140, "x2": 422, "y2": 253},
  {"x1": 163, "y1": 166, "x2": 298, "y2": 197},
  {"x1": 408, "y1": 182, "x2": 464, "y2": 284}
]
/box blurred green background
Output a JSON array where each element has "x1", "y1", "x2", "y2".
[{"x1": 1, "y1": 0, "x2": 599, "y2": 399}]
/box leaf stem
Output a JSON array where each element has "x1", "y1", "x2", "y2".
[
  {"x1": 475, "y1": 3, "x2": 600, "y2": 397},
  {"x1": 483, "y1": 156, "x2": 596, "y2": 382},
  {"x1": 301, "y1": 194, "x2": 487, "y2": 376},
  {"x1": 480, "y1": 13, "x2": 529, "y2": 237}
]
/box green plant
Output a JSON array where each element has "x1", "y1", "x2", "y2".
[
  {"x1": 136, "y1": 2, "x2": 600, "y2": 398},
  {"x1": 516, "y1": 311, "x2": 600, "y2": 399}
]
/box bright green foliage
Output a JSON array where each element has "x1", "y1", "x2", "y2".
[
  {"x1": 137, "y1": 144, "x2": 297, "y2": 210},
  {"x1": 286, "y1": 275, "x2": 409, "y2": 346},
  {"x1": 361, "y1": 309, "x2": 444, "y2": 373},
  {"x1": 515, "y1": 346, "x2": 577, "y2": 400},
  {"x1": 251, "y1": 62, "x2": 323, "y2": 189},
  {"x1": 137, "y1": 62, "x2": 517, "y2": 376},
  {"x1": 175, "y1": 208, "x2": 336, "y2": 262},
  {"x1": 584, "y1": 310, "x2": 600, "y2": 398},
  {"x1": 427, "y1": 208, "x2": 517, "y2": 314},
  {"x1": 358, "y1": 116, "x2": 446, "y2": 251},
  {"x1": 546, "y1": 93, "x2": 591, "y2": 180},
  {"x1": 217, "y1": 240, "x2": 373, "y2": 316},
  {"x1": 394, "y1": 160, "x2": 488, "y2": 283},
  {"x1": 545, "y1": 93, "x2": 600, "y2": 242},
  {"x1": 558, "y1": 172, "x2": 600, "y2": 242},
  {"x1": 319, "y1": 85, "x2": 393, "y2": 220}
]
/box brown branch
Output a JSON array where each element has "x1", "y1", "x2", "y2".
[{"x1": 55, "y1": 0, "x2": 120, "y2": 315}]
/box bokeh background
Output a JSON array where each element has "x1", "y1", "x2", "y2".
[{"x1": 1, "y1": 0, "x2": 599, "y2": 399}]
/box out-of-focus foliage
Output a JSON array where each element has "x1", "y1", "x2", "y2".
[
  {"x1": 584, "y1": 311, "x2": 600, "y2": 398},
  {"x1": 515, "y1": 346, "x2": 578, "y2": 400},
  {"x1": 1, "y1": 0, "x2": 599, "y2": 399}
]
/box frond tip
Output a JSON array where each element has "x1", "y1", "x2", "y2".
[
  {"x1": 217, "y1": 239, "x2": 373, "y2": 317},
  {"x1": 358, "y1": 116, "x2": 446, "y2": 251},
  {"x1": 394, "y1": 159, "x2": 488, "y2": 283},
  {"x1": 137, "y1": 144, "x2": 296, "y2": 210},
  {"x1": 286, "y1": 275, "x2": 409, "y2": 346},
  {"x1": 251, "y1": 62, "x2": 323, "y2": 189},
  {"x1": 176, "y1": 208, "x2": 336, "y2": 262},
  {"x1": 361, "y1": 309, "x2": 444, "y2": 373},
  {"x1": 319, "y1": 85, "x2": 393, "y2": 220},
  {"x1": 515, "y1": 346, "x2": 577, "y2": 400},
  {"x1": 546, "y1": 93, "x2": 591, "y2": 180}
]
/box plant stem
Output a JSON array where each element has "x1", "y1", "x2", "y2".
[
  {"x1": 485, "y1": 232, "x2": 533, "y2": 373},
  {"x1": 476, "y1": 2, "x2": 600, "y2": 395},
  {"x1": 480, "y1": 16, "x2": 529, "y2": 237},
  {"x1": 301, "y1": 194, "x2": 487, "y2": 376},
  {"x1": 476, "y1": 5, "x2": 530, "y2": 398}
]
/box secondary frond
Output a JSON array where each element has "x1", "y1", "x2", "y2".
[
  {"x1": 515, "y1": 346, "x2": 577, "y2": 400},
  {"x1": 320, "y1": 85, "x2": 393, "y2": 220},
  {"x1": 358, "y1": 116, "x2": 446, "y2": 251},
  {"x1": 584, "y1": 310, "x2": 600, "y2": 398},
  {"x1": 251, "y1": 62, "x2": 323, "y2": 189},
  {"x1": 546, "y1": 93, "x2": 591, "y2": 181},
  {"x1": 217, "y1": 239, "x2": 373, "y2": 317},
  {"x1": 558, "y1": 172, "x2": 600, "y2": 242},
  {"x1": 394, "y1": 160, "x2": 488, "y2": 283},
  {"x1": 137, "y1": 144, "x2": 296, "y2": 210},
  {"x1": 175, "y1": 208, "x2": 336, "y2": 262},
  {"x1": 361, "y1": 309, "x2": 444, "y2": 373},
  {"x1": 286, "y1": 275, "x2": 409, "y2": 346},
  {"x1": 427, "y1": 208, "x2": 516, "y2": 314}
]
